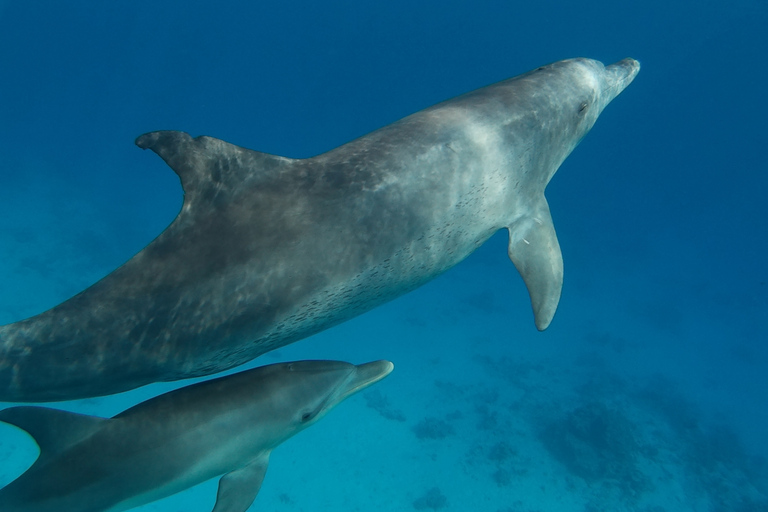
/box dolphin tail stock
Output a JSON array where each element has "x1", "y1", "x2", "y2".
[{"x1": 507, "y1": 198, "x2": 563, "y2": 331}]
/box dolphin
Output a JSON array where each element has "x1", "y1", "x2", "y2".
[
  {"x1": 0, "y1": 359, "x2": 393, "y2": 512},
  {"x1": 0, "y1": 58, "x2": 640, "y2": 402}
]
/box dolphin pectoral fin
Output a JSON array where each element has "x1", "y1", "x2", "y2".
[
  {"x1": 507, "y1": 201, "x2": 563, "y2": 331},
  {"x1": 211, "y1": 453, "x2": 270, "y2": 512},
  {"x1": 0, "y1": 406, "x2": 106, "y2": 460}
]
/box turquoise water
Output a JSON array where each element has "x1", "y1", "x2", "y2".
[{"x1": 1, "y1": 1, "x2": 767, "y2": 511}]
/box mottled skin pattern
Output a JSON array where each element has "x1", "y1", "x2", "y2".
[
  {"x1": 0, "y1": 360, "x2": 393, "y2": 512},
  {"x1": 0, "y1": 58, "x2": 640, "y2": 402}
]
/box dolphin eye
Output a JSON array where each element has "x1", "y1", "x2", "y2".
[
  {"x1": 579, "y1": 102, "x2": 588, "y2": 114},
  {"x1": 300, "y1": 411, "x2": 314, "y2": 423}
]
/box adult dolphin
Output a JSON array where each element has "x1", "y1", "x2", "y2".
[
  {"x1": 0, "y1": 58, "x2": 640, "y2": 402},
  {"x1": 0, "y1": 359, "x2": 393, "y2": 512}
]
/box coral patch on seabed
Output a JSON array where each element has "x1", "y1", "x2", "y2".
[
  {"x1": 537, "y1": 401, "x2": 650, "y2": 500},
  {"x1": 386, "y1": 337, "x2": 768, "y2": 512},
  {"x1": 412, "y1": 417, "x2": 456, "y2": 440},
  {"x1": 413, "y1": 487, "x2": 448, "y2": 511},
  {"x1": 364, "y1": 390, "x2": 407, "y2": 422}
]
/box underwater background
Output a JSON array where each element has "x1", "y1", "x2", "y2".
[{"x1": 0, "y1": 1, "x2": 766, "y2": 511}]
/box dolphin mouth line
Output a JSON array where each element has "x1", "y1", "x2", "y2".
[
  {"x1": 345, "y1": 360, "x2": 395, "y2": 396},
  {"x1": 604, "y1": 58, "x2": 641, "y2": 98}
]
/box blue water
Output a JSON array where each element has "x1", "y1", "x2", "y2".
[{"x1": 1, "y1": 1, "x2": 766, "y2": 511}]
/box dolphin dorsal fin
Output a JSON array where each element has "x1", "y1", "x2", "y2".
[
  {"x1": 0, "y1": 406, "x2": 106, "y2": 457},
  {"x1": 135, "y1": 131, "x2": 296, "y2": 207},
  {"x1": 507, "y1": 197, "x2": 563, "y2": 331},
  {"x1": 212, "y1": 452, "x2": 270, "y2": 512}
]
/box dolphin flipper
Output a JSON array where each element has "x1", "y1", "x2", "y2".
[
  {"x1": 212, "y1": 453, "x2": 270, "y2": 512},
  {"x1": 507, "y1": 198, "x2": 563, "y2": 331}
]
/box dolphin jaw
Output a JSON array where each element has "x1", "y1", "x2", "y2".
[
  {"x1": 602, "y1": 58, "x2": 641, "y2": 105},
  {"x1": 341, "y1": 360, "x2": 394, "y2": 399}
]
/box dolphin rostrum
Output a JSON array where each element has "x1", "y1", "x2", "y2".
[
  {"x1": 0, "y1": 58, "x2": 640, "y2": 402},
  {"x1": 0, "y1": 359, "x2": 393, "y2": 512}
]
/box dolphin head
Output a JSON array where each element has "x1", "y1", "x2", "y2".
[
  {"x1": 566, "y1": 57, "x2": 641, "y2": 142},
  {"x1": 507, "y1": 57, "x2": 640, "y2": 192},
  {"x1": 250, "y1": 360, "x2": 394, "y2": 445}
]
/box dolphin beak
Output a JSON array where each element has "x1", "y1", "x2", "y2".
[
  {"x1": 603, "y1": 58, "x2": 641, "y2": 103},
  {"x1": 343, "y1": 360, "x2": 395, "y2": 397}
]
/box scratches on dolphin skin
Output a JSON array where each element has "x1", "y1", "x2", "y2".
[{"x1": 0, "y1": 58, "x2": 640, "y2": 402}]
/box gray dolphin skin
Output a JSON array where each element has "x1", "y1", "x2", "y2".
[
  {"x1": 0, "y1": 359, "x2": 393, "y2": 512},
  {"x1": 0, "y1": 58, "x2": 640, "y2": 402}
]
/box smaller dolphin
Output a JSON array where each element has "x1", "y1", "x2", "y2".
[{"x1": 0, "y1": 359, "x2": 393, "y2": 512}]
